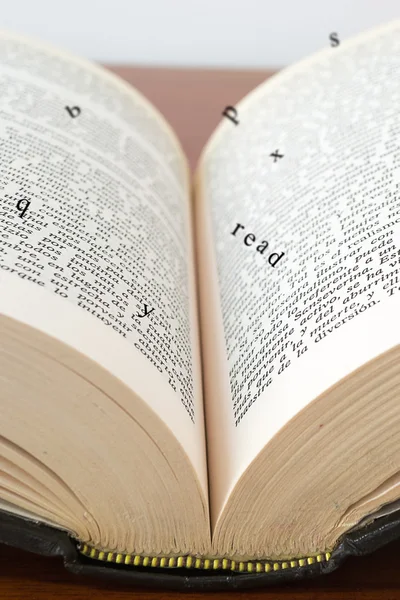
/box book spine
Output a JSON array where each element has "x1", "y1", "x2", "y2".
[{"x1": 78, "y1": 542, "x2": 332, "y2": 573}]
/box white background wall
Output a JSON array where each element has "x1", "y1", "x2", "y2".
[{"x1": 2, "y1": 0, "x2": 399, "y2": 68}]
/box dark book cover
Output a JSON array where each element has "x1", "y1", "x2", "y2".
[{"x1": 1, "y1": 508, "x2": 400, "y2": 590}]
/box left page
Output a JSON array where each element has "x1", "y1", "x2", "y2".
[{"x1": 0, "y1": 31, "x2": 208, "y2": 495}]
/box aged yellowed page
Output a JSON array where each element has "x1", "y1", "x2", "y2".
[
  {"x1": 0, "y1": 31, "x2": 208, "y2": 498},
  {"x1": 195, "y1": 21, "x2": 400, "y2": 533}
]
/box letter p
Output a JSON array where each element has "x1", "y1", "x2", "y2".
[{"x1": 222, "y1": 105, "x2": 239, "y2": 125}]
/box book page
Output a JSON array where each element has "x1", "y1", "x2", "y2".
[
  {"x1": 195, "y1": 21, "x2": 400, "y2": 527},
  {"x1": 0, "y1": 31, "x2": 207, "y2": 494}
]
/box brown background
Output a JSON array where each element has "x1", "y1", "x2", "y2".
[{"x1": 2, "y1": 65, "x2": 400, "y2": 599}]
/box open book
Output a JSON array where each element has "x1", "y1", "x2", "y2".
[{"x1": 1, "y1": 21, "x2": 400, "y2": 586}]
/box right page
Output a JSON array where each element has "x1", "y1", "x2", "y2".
[{"x1": 195, "y1": 20, "x2": 400, "y2": 533}]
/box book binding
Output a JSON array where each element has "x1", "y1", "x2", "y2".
[{"x1": 1, "y1": 509, "x2": 400, "y2": 590}]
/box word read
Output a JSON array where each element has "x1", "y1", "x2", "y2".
[{"x1": 231, "y1": 223, "x2": 285, "y2": 267}]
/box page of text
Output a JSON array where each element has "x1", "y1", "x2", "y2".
[
  {"x1": 196, "y1": 22, "x2": 400, "y2": 525},
  {"x1": 0, "y1": 32, "x2": 207, "y2": 491}
]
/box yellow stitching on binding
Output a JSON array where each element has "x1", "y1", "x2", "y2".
[{"x1": 77, "y1": 542, "x2": 333, "y2": 572}]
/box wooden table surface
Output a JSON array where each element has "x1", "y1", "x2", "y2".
[{"x1": 2, "y1": 65, "x2": 400, "y2": 599}]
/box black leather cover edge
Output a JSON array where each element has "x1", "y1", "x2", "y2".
[{"x1": 1, "y1": 509, "x2": 400, "y2": 590}]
